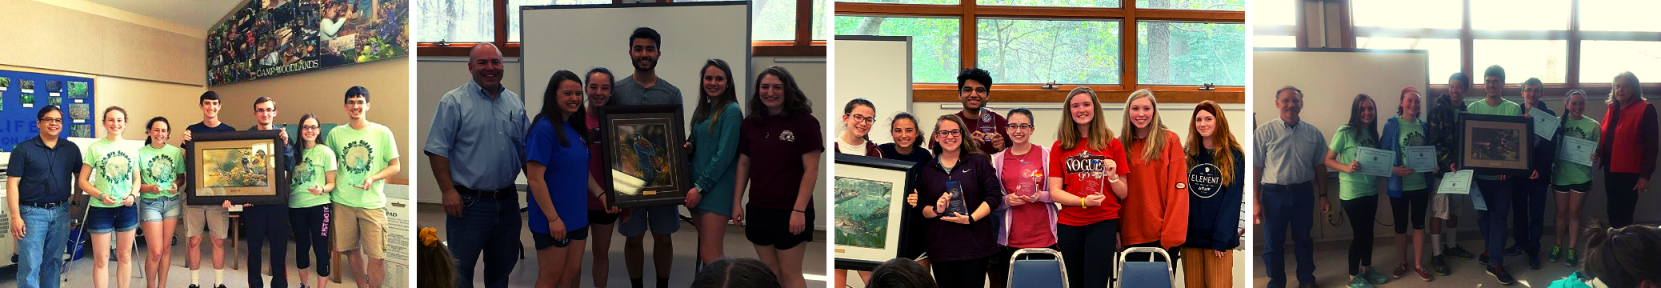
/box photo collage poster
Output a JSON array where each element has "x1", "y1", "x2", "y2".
[{"x1": 207, "y1": 0, "x2": 409, "y2": 86}]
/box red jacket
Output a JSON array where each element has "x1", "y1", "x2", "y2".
[{"x1": 1596, "y1": 99, "x2": 1658, "y2": 178}]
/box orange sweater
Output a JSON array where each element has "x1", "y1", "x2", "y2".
[{"x1": 1120, "y1": 130, "x2": 1190, "y2": 249}]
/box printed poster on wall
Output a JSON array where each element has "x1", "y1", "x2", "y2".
[{"x1": 207, "y1": 0, "x2": 408, "y2": 86}]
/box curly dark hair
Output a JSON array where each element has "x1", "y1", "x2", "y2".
[{"x1": 745, "y1": 66, "x2": 814, "y2": 123}]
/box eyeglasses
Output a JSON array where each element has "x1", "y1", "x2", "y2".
[
  {"x1": 959, "y1": 87, "x2": 989, "y2": 94},
  {"x1": 346, "y1": 100, "x2": 368, "y2": 105},
  {"x1": 847, "y1": 114, "x2": 874, "y2": 124},
  {"x1": 39, "y1": 118, "x2": 63, "y2": 124},
  {"x1": 256, "y1": 108, "x2": 277, "y2": 113},
  {"x1": 935, "y1": 129, "x2": 961, "y2": 137},
  {"x1": 1005, "y1": 123, "x2": 1034, "y2": 130},
  {"x1": 301, "y1": 125, "x2": 321, "y2": 130}
]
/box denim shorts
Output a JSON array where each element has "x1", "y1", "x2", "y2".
[
  {"x1": 140, "y1": 195, "x2": 183, "y2": 222},
  {"x1": 87, "y1": 205, "x2": 140, "y2": 233}
]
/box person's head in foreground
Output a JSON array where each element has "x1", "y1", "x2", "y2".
[
  {"x1": 416, "y1": 227, "x2": 458, "y2": 288},
  {"x1": 1572, "y1": 222, "x2": 1661, "y2": 288},
  {"x1": 866, "y1": 258, "x2": 938, "y2": 288},
  {"x1": 690, "y1": 258, "x2": 780, "y2": 288}
]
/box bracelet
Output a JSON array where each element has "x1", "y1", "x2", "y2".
[{"x1": 792, "y1": 209, "x2": 807, "y2": 214}]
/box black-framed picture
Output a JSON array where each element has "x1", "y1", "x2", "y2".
[
  {"x1": 833, "y1": 154, "x2": 916, "y2": 270},
  {"x1": 595, "y1": 104, "x2": 689, "y2": 209},
  {"x1": 1457, "y1": 113, "x2": 1533, "y2": 175},
  {"x1": 187, "y1": 130, "x2": 289, "y2": 205}
]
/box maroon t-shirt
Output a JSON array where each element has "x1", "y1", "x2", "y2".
[
  {"x1": 739, "y1": 113, "x2": 825, "y2": 210},
  {"x1": 957, "y1": 110, "x2": 1011, "y2": 155},
  {"x1": 586, "y1": 113, "x2": 605, "y2": 211}
]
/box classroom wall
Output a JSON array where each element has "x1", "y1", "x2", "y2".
[
  {"x1": 209, "y1": 59, "x2": 414, "y2": 180},
  {"x1": 414, "y1": 56, "x2": 830, "y2": 231},
  {"x1": 0, "y1": 0, "x2": 204, "y2": 86}
]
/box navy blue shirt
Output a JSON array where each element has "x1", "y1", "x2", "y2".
[{"x1": 6, "y1": 136, "x2": 83, "y2": 204}]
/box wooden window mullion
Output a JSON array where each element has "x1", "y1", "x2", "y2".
[
  {"x1": 1566, "y1": 0, "x2": 1581, "y2": 87},
  {"x1": 963, "y1": 1, "x2": 978, "y2": 71},
  {"x1": 1120, "y1": 2, "x2": 1136, "y2": 90}
]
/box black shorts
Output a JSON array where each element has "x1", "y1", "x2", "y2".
[
  {"x1": 744, "y1": 204, "x2": 814, "y2": 250},
  {"x1": 588, "y1": 210, "x2": 620, "y2": 225},
  {"x1": 532, "y1": 224, "x2": 591, "y2": 250}
]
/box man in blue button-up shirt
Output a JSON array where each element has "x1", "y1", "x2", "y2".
[
  {"x1": 7, "y1": 106, "x2": 82, "y2": 288},
  {"x1": 423, "y1": 42, "x2": 528, "y2": 288}
]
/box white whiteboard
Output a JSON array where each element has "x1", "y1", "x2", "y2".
[
  {"x1": 1252, "y1": 49, "x2": 1430, "y2": 136},
  {"x1": 833, "y1": 36, "x2": 912, "y2": 145},
  {"x1": 520, "y1": 2, "x2": 751, "y2": 127}
]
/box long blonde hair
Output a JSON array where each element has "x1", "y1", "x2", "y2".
[
  {"x1": 1057, "y1": 86, "x2": 1115, "y2": 151},
  {"x1": 928, "y1": 114, "x2": 983, "y2": 156},
  {"x1": 1121, "y1": 89, "x2": 1169, "y2": 163},
  {"x1": 1184, "y1": 101, "x2": 1241, "y2": 186}
]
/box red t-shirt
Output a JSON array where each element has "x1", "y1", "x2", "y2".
[
  {"x1": 1002, "y1": 149, "x2": 1055, "y2": 248},
  {"x1": 1050, "y1": 137, "x2": 1130, "y2": 226},
  {"x1": 738, "y1": 114, "x2": 825, "y2": 210}
]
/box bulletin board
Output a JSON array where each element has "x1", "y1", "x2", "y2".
[{"x1": 0, "y1": 69, "x2": 96, "y2": 152}]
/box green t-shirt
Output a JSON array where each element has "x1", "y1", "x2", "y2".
[
  {"x1": 290, "y1": 145, "x2": 338, "y2": 208},
  {"x1": 85, "y1": 139, "x2": 138, "y2": 208},
  {"x1": 324, "y1": 123, "x2": 400, "y2": 209},
  {"x1": 137, "y1": 144, "x2": 185, "y2": 200},
  {"x1": 1553, "y1": 116, "x2": 1600, "y2": 186},
  {"x1": 1395, "y1": 116, "x2": 1429, "y2": 190},
  {"x1": 1467, "y1": 98, "x2": 1523, "y2": 180},
  {"x1": 1331, "y1": 125, "x2": 1380, "y2": 200}
]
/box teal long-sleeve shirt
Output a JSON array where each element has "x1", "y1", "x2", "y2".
[{"x1": 689, "y1": 103, "x2": 744, "y2": 215}]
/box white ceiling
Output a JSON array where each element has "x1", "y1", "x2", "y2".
[{"x1": 82, "y1": 0, "x2": 246, "y2": 31}]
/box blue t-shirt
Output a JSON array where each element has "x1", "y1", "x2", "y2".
[{"x1": 525, "y1": 118, "x2": 590, "y2": 233}]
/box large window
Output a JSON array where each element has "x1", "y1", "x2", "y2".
[
  {"x1": 836, "y1": 0, "x2": 1244, "y2": 93},
  {"x1": 1338, "y1": 0, "x2": 1661, "y2": 88},
  {"x1": 418, "y1": 0, "x2": 826, "y2": 56}
]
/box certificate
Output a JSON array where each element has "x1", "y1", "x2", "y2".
[
  {"x1": 1559, "y1": 136, "x2": 1596, "y2": 167},
  {"x1": 1404, "y1": 146, "x2": 1437, "y2": 173},
  {"x1": 1356, "y1": 147, "x2": 1395, "y2": 177},
  {"x1": 1437, "y1": 170, "x2": 1474, "y2": 195},
  {"x1": 1530, "y1": 108, "x2": 1559, "y2": 139}
]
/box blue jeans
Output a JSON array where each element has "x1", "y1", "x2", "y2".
[
  {"x1": 1510, "y1": 178, "x2": 1547, "y2": 257},
  {"x1": 17, "y1": 204, "x2": 71, "y2": 288},
  {"x1": 1474, "y1": 178, "x2": 1513, "y2": 267},
  {"x1": 446, "y1": 194, "x2": 522, "y2": 288},
  {"x1": 1261, "y1": 182, "x2": 1316, "y2": 288}
]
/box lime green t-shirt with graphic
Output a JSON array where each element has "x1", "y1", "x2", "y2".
[
  {"x1": 1553, "y1": 116, "x2": 1601, "y2": 186},
  {"x1": 291, "y1": 145, "x2": 338, "y2": 208},
  {"x1": 1331, "y1": 125, "x2": 1380, "y2": 200},
  {"x1": 137, "y1": 144, "x2": 186, "y2": 200},
  {"x1": 86, "y1": 139, "x2": 138, "y2": 208},
  {"x1": 1467, "y1": 98, "x2": 1523, "y2": 180},
  {"x1": 1396, "y1": 116, "x2": 1430, "y2": 190},
  {"x1": 325, "y1": 123, "x2": 400, "y2": 209}
]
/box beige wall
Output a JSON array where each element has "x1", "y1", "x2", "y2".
[
  {"x1": 210, "y1": 59, "x2": 413, "y2": 180},
  {"x1": 3, "y1": 1, "x2": 413, "y2": 180},
  {"x1": 0, "y1": 0, "x2": 203, "y2": 86}
]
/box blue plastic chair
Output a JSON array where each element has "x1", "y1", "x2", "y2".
[
  {"x1": 1007, "y1": 248, "x2": 1068, "y2": 288},
  {"x1": 1116, "y1": 247, "x2": 1175, "y2": 288}
]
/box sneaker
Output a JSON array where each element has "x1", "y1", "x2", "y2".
[
  {"x1": 1432, "y1": 255, "x2": 1451, "y2": 276},
  {"x1": 1529, "y1": 254, "x2": 1542, "y2": 270},
  {"x1": 1445, "y1": 245, "x2": 1475, "y2": 259},
  {"x1": 189, "y1": 285, "x2": 200, "y2": 288},
  {"x1": 1487, "y1": 265, "x2": 1515, "y2": 285},
  {"x1": 1362, "y1": 267, "x2": 1389, "y2": 284},
  {"x1": 1415, "y1": 266, "x2": 1434, "y2": 281},
  {"x1": 1480, "y1": 251, "x2": 1490, "y2": 265},
  {"x1": 1391, "y1": 264, "x2": 1407, "y2": 279},
  {"x1": 1548, "y1": 245, "x2": 1561, "y2": 263},
  {"x1": 217, "y1": 285, "x2": 227, "y2": 288},
  {"x1": 1348, "y1": 276, "x2": 1374, "y2": 288},
  {"x1": 1298, "y1": 284, "x2": 1319, "y2": 288},
  {"x1": 1565, "y1": 248, "x2": 1579, "y2": 267},
  {"x1": 1504, "y1": 244, "x2": 1524, "y2": 256}
]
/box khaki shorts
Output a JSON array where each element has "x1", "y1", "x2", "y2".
[
  {"x1": 184, "y1": 205, "x2": 231, "y2": 239},
  {"x1": 1431, "y1": 191, "x2": 1461, "y2": 220},
  {"x1": 333, "y1": 204, "x2": 386, "y2": 259}
]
